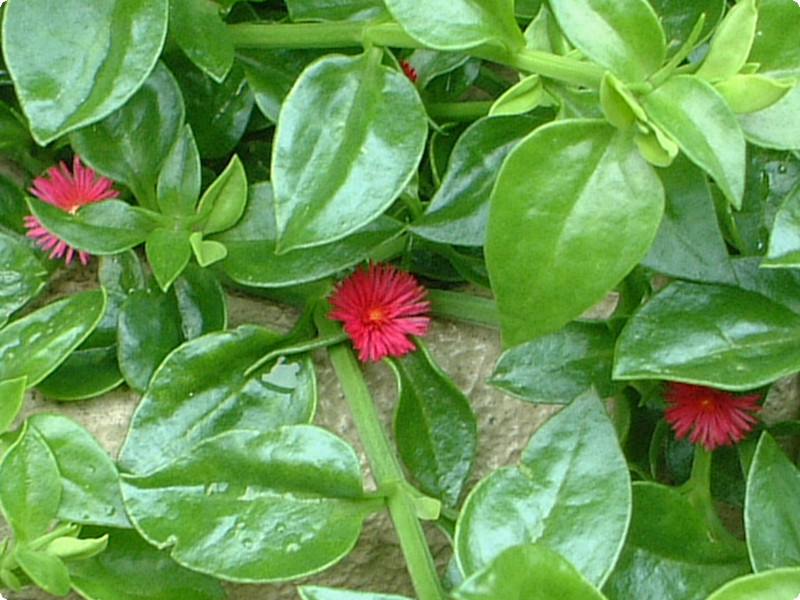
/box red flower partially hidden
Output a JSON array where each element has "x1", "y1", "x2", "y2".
[
  {"x1": 25, "y1": 156, "x2": 119, "y2": 265},
  {"x1": 400, "y1": 60, "x2": 418, "y2": 83},
  {"x1": 664, "y1": 382, "x2": 761, "y2": 451},
  {"x1": 328, "y1": 262, "x2": 431, "y2": 362}
]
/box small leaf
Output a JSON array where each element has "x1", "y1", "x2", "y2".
[
  {"x1": 739, "y1": 80, "x2": 800, "y2": 150},
  {"x1": 2, "y1": 0, "x2": 168, "y2": 144},
  {"x1": 746, "y1": 0, "x2": 800, "y2": 78},
  {"x1": 121, "y1": 427, "x2": 369, "y2": 582},
  {"x1": 14, "y1": 546, "x2": 71, "y2": 596},
  {"x1": 156, "y1": 126, "x2": 201, "y2": 217},
  {"x1": 614, "y1": 281, "x2": 800, "y2": 390},
  {"x1": 705, "y1": 568, "x2": 800, "y2": 600},
  {"x1": 0, "y1": 377, "x2": 26, "y2": 433},
  {"x1": 765, "y1": 181, "x2": 800, "y2": 266},
  {"x1": 488, "y1": 75, "x2": 544, "y2": 117},
  {"x1": 744, "y1": 432, "x2": 800, "y2": 571},
  {"x1": 36, "y1": 346, "x2": 123, "y2": 401},
  {"x1": 169, "y1": 0, "x2": 234, "y2": 82},
  {"x1": 695, "y1": 0, "x2": 758, "y2": 82},
  {"x1": 272, "y1": 49, "x2": 426, "y2": 251},
  {"x1": 146, "y1": 229, "x2": 193, "y2": 292},
  {"x1": 172, "y1": 264, "x2": 227, "y2": 339},
  {"x1": 0, "y1": 232, "x2": 48, "y2": 328},
  {"x1": 189, "y1": 233, "x2": 228, "y2": 267},
  {"x1": 715, "y1": 74, "x2": 794, "y2": 114},
  {"x1": 455, "y1": 389, "x2": 631, "y2": 586},
  {"x1": 197, "y1": 154, "x2": 247, "y2": 234},
  {"x1": 391, "y1": 342, "x2": 477, "y2": 507}
]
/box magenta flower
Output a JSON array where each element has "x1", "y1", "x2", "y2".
[
  {"x1": 664, "y1": 382, "x2": 761, "y2": 451},
  {"x1": 328, "y1": 262, "x2": 431, "y2": 362},
  {"x1": 24, "y1": 156, "x2": 119, "y2": 265}
]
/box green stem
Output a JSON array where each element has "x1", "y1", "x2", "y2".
[
  {"x1": 428, "y1": 288, "x2": 500, "y2": 329},
  {"x1": 426, "y1": 101, "x2": 493, "y2": 122},
  {"x1": 327, "y1": 342, "x2": 446, "y2": 600}
]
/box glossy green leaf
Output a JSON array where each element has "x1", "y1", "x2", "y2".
[
  {"x1": 168, "y1": 55, "x2": 254, "y2": 159},
  {"x1": 173, "y1": 264, "x2": 227, "y2": 339},
  {"x1": 604, "y1": 482, "x2": 749, "y2": 600},
  {"x1": 549, "y1": 0, "x2": 665, "y2": 81},
  {"x1": 146, "y1": 229, "x2": 192, "y2": 292},
  {"x1": 748, "y1": 0, "x2": 800, "y2": 78},
  {"x1": 286, "y1": 0, "x2": 386, "y2": 21},
  {"x1": 197, "y1": 155, "x2": 247, "y2": 235},
  {"x1": 119, "y1": 325, "x2": 315, "y2": 474},
  {"x1": 705, "y1": 568, "x2": 800, "y2": 600},
  {"x1": 614, "y1": 281, "x2": 800, "y2": 390},
  {"x1": 0, "y1": 377, "x2": 26, "y2": 433},
  {"x1": 732, "y1": 257, "x2": 800, "y2": 316},
  {"x1": 455, "y1": 389, "x2": 631, "y2": 586},
  {"x1": 117, "y1": 288, "x2": 184, "y2": 392},
  {"x1": 384, "y1": 0, "x2": 524, "y2": 52},
  {"x1": 454, "y1": 544, "x2": 608, "y2": 600},
  {"x1": 189, "y1": 234, "x2": 228, "y2": 267},
  {"x1": 70, "y1": 61, "x2": 185, "y2": 211},
  {"x1": 411, "y1": 115, "x2": 543, "y2": 246},
  {"x1": 391, "y1": 342, "x2": 476, "y2": 507},
  {"x1": 765, "y1": 181, "x2": 800, "y2": 266},
  {"x1": 13, "y1": 546, "x2": 70, "y2": 596},
  {"x1": 156, "y1": 126, "x2": 201, "y2": 217},
  {"x1": 642, "y1": 76, "x2": 745, "y2": 207},
  {"x1": 36, "y1": 346, "x2": 123, "y2": 401},
  {"x1": 121, "y1": 426, "x2": 368, "y2": 582},
  {"x1": 300, "y1": 589, "x2": 411, "y2": 600},
  {"x1": 0, "y1": 232, "x2": 47, "y2": 328},
  {"x1": 695, "y1": 0, "x2": 757, "y2": 82},
  {"x1": 2, "y1": 0, "x2": 168, "y2": 144},
  {"x1": 0, "y1": 173, "x2": 30, "y2": 233},
  {"x1": 272, "y1": 49, "x2": 426, "y2": 251},
  {"x1": 646, "y1": 0, "x2": 724, "y2": 57},
  {"x1": 70, "y1": 526, "x2": 226, "y2": 600},
  {"x1": 744, "y1": 432, "x2": 800, "y2": 571},
  {"x1": 0, "y1": 424, "x2": 61, "y2": 540},
  {"x1": 715, "y1": 74, "x2": 794, "y2": 114},
  {"x1": 28, "y1": 197, "x2": 158, "y2": 255},
  {"x1": 0, "y1": 99, "x2": 31, "y2": 151},
  {"x1": 486, "y1": 120, "x2": 663, "y2": 347},
  {"x1": 641, "y1": 155, "x2": 735, "y2": 283},
  {"x1": 739, "y1": 80, "x2": 800, "y2": 149},
  {"x1": 0, "y1": 288, "x2": 106, "y2": 387},
  {"x1": 28, "y1": 414, "x2": 130, "y2": 528},
  {"x1": 490, "y1": 322, "x2": 617, "y2": 404},
  {"x1": 214, "y1": 182, "x2": 403, "y2": 287},
  {"x1": 170, "y1": 0, "x2": 233, "y2": 82}
]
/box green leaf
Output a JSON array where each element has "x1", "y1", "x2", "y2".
[
  {"x1": 390, "y1": 343, "x2": 477, "y2": 508},
  {"x1": 695, "y1": 0, "x2": 758, "y2": 82},
  {"x1": 197, "y1": 154, "x2": 247, "y2": 235},
  {"x1": 0, "y1": 376, "x2": 26, "y2": 433},
  {"x1": 0, "y1": 173, "x2": 30, "y2": 233},
  {"x1": 454, "y1": 544, "x2": 609, "y2": 600},
  {"x1": 383, "y1": 0, "x2": 524, "y2": 52},
  {"x1": 614, "y1": 281, "x2": 800, "y2": 390},
  {"x1": 167, "y1": 55, "x2": 254, "y2": 159},
  {"x1": 169, "y1": 0, "x2": 233, "y2": 82},
  {"x1": 744, "y1": 432, "x2": 800, "y2": 571},
  {"x1": 715, "y1": 74, "x2": 794, "y2": 114},
  {"x1": 603, "y1": 482, "x2": 749, "y2": 600},
  {"x1": 70, "y1": 526, "x2": 226, "y2": 600},
  {"x1": 146, "y1": 228, "x2": 193, "y2": 292},
  {"x1": 549, "y1": 0, "x2": 665, "y2": 81},
  {"x1": 0, "y1": 99, "x2": 31, "y2": 151},
  {"x1": 486, "y1": 120, "x2": 663, "y2": 347},
  {"x1": 156, "y1": 126, "x2": 201, "y2": 217},
  {"x1": 411, "y1": 115, "x2": 543, "y2": 247},
  {"x1": 119, "y1": 325, "x2": 316, "y2": 475},
  {"x1": 489, "y1": 322, "x2": 618, "y2": 404},
  {"x1": 13, "y1": 545, "x2": 71, "y2": 596},
  {"x1": 189, "y1": 234, "x2": 228, "y2": 268},
  {"x1": 215, "y1": 182, "x2": 403, "y2": 287},
  {"x1": 705, "y1": 568, "x2": 800, "y2": 600},
  {"x1": 36, "y1": 346, "x2": 123, "y2": 401},
  {"x1": 641, "y1": 76, "x2": 745, "y2": 207},
  {"x1": 173, "y1": 264, "x2": 227, "y2": 339},
  {"x1": 300, "y1": 589, "x2": 412, "y2": 600},
  {"x1": 28, "y1": 414, "x2": 130, "y2": 528},
  {"x1": 0, "y1": 232, "x2": 48, "y2": 328},
  {"x1": 732, "y1": 256, "x2": 800, "y2": 315},
  {"x1": 641, "y1": 155, "x2": 735, "y2": 283},
  {"x1": 120, "y1": 426, "x2": 369, "y2": 582},
  {"x1": 765, "y1": 181, "x2": 800, "y2": 266},
  {"x1": 0, "y1": 424, "x2": 61, "y2": 540},
  {"x1": 739, "y1": 79, "x2": 800, "y2": 150},
  {"x1": 0, "y1": 288, "x2": 106, "y2": 387},
  {"x1": 70, "y1": 61, "x2": 185, "y2": 211},
  {"x1": 117, "y1": 288, "x2": 184, "y2": 392},
  {"x1": 748, "y1": 0, "x2": 800, "y2": 78},
  {"x1": 286, "y1": 0, "x2": 387, "y2": 21},
  {"x1": 646, "y1": 0, "x2": 724, "y2": 57},
  {"x1": 272, "y1": 49, "x2": 427, "y2": 251},
  {"x1": 455, "y1": 389, "x2": 631, "y2": 586},
  {"x1": 2, "y1": 0, "x2": 168, "y2": 145}
]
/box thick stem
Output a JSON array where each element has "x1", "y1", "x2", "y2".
[
  {"x1": 428, "y1": 289, "x2": 500, "y2": 329},
  {"x1": 327, "y1": 342, "x2": 446, "y2": 600}
]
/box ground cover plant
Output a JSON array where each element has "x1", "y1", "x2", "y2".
[{"x1": 1, "y1": 0, "x2": 800, "y2": 598}]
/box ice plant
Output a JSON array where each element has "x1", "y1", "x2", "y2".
[
  {"x1": 664, "y1": 382, "x2": 761, "y2": 451},
  {"x1": 24, "y1": 156, "x2": 119, "y2": 265},
  {"x1": 328, "y1": 262, "x2": 431, "y2": 362}
]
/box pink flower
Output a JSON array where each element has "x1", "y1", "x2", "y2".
[
  {"x1": 400, "y1": 60, "x2": 418, "y2": 83},
  {"x1": 664, "y1": 382, "x2": 761, "y2": 451},
  {"x1": 328, "y1": 262, "x2": 431, "y2": 362},
  {"x1": 24, "y1": 156, "x2": 119, "y2": 265}
]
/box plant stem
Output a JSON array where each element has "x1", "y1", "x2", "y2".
[
  {"x1": 428, "y1": 288, "x2": 500, "y2": 329},
  {"x1": 327, "y1": 342, "x2": 446, "y2": 600},
  {"x1": 425, "y1": 101, "x2": 493, "y2": 122}
]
